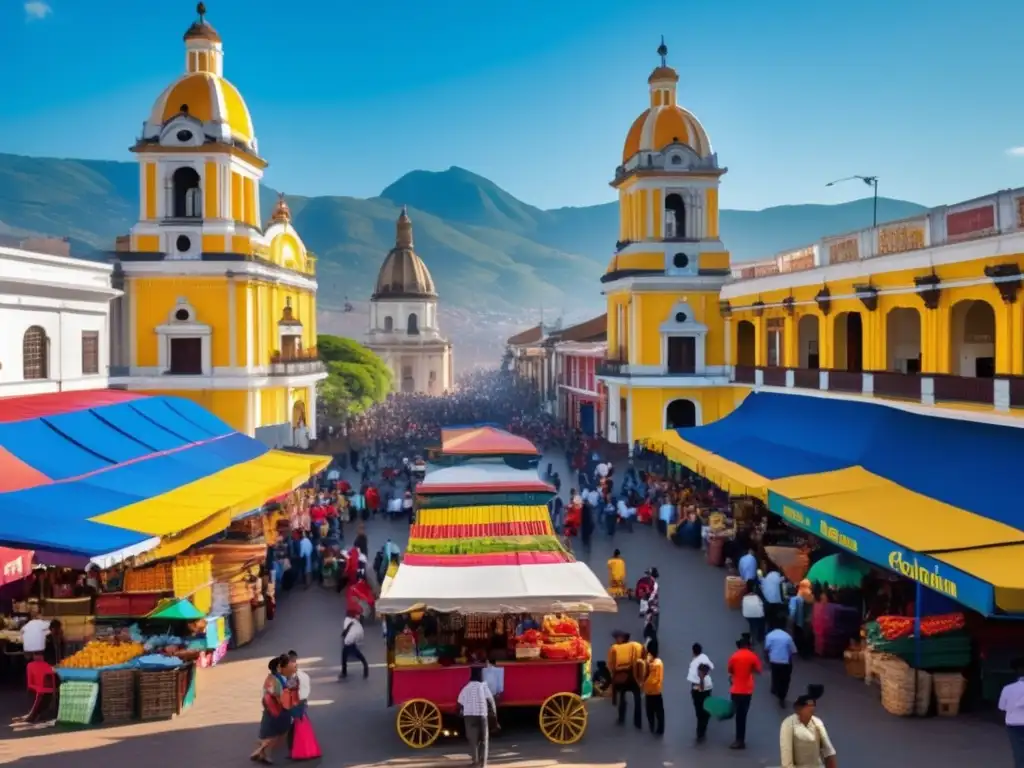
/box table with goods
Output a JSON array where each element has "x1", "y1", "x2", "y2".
[{"x1": 388, "y1": 612, "x2": 593, "y2": 748}]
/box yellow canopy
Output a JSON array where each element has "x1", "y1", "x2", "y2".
[
  {"x1": 936, "y1": 545, "x2": 1024, "y2": 614},
  {"x1": 642, "y1": 430, "x2": 769, "y2": 500},
  {"x1": 768, "y1": 467, "x2": 1024, "y2": 553},
  {"x1": 93, "y1": 450, "x2": 330, "y2": 536}
]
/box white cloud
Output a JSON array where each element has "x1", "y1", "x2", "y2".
[
  {"x1": 24, "y1": 1, "x2": 51, "y2": 20},
  {"x1": 1007, "y1": 147, "x2": 1024, "y2": 157}
]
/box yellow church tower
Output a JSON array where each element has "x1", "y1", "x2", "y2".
[
  {"x1": 597, "y1": 39, "x2": 745, "y2": 445},
  {"x1": 110, "y1": 3, "x2": 326, "y2": 448}
]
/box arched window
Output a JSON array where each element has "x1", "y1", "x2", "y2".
[
  {"x1": 383, "y1": 316, "x2": 394, "y2": 332},
  {"x1": 665, "y1": 193, "x2": 686, "y2": 238},
  {"x1": 22, "y1": 326, "x2": 48, "y2": 380},
  {"x1": 171, "y1": 167, "x2": 202, "y2": 218},
  {"x1": 407, "y1": 313, "x2": 419, "y2": 335}
]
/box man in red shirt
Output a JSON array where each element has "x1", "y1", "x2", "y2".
[{"x1": 726, "y1": 633, "x2": 762, "y2": 750}]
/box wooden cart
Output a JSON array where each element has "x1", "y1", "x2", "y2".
[{"x1": 389, "y1": 658, "x2": 588, "y2": 748}]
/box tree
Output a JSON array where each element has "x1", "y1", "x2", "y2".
[{"x1": 316, "y1": 334, "x2": 392, "y2": 419}]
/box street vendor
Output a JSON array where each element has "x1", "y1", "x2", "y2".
[
  {"x1": 607, "y1": 550, "x2": 627, "y2": 598},
  {"x1": 607, "y1": 630, "x2": 645, "y2": 729}
]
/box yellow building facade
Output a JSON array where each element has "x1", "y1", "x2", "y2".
[
  {"x1": 597, "y1": 40, "x2": 748, "y2": 444},
  {"x1": 110, "y1": 5, "x2": 326, "y2": 446},
  {"x1": 723, "y1": 188, "x2": 1024, "y2": 417}
]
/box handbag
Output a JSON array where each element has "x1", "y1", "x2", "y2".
[
  {"x1": 290, "y1": 714, "x2": 322, "y2": 761},
  {"x1": 703, "y1": 695, "x2": 735, "y2": 721}
]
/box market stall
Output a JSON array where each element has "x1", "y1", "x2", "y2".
[{"x1": 379, "y1": 428, "x2": 615, "y2": 749}]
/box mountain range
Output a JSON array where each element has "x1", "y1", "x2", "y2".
[{"x1": 0, "y1": 153, "x2": 927, "y2": 314}]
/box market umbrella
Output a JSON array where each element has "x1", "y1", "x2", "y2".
[
  {"x1": 807, "y1": 554, "x2": 870, "y2": 589},
  {"x1": 764, "y1": 545, "x2": 810, "y2": 583}
]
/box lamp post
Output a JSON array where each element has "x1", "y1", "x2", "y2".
[{"x1": 826, "y1": 175, "x2": 879, "y2": 228}]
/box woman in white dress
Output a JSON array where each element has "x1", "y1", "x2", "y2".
[{"x1": 780, "y1": 686, "x2": 837, "y2": 768}]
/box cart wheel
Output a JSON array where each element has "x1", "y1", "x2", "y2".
[
  {"x1": 539, "y1": 692, "x2": 588, "y2": 745},
  {"x1": 396, "y1": 699, "x2": 442, "y2": 748}
]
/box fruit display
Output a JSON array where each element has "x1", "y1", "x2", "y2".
[
  {"x1": 172, "y1": 555, "x2": 214, "y2": 615},
  {"x1": 60, "y1": 639, "x2": 144, "y2": 669},
  {"x1": 411, "y1": 521, "x2": 551, "y2": 539},
  {"x1": 124, "y1": 563, "x2": 173, "y2": 592},
  {"x1": 540, "y1": 637, "x2": 589, "y2": 661},
  {"x1": 407, "y1": 535, "x2": 563, "y2": 556},
  {"x1": 875, "y1": 613, "x2": 965, "y2": 641},
  {"x1": 542, "y1": 614, "x2": 580, "y2": 637}
]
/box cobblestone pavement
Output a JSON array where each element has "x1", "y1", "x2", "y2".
[{"x1": 0, "y1": 451, "x2": 1009, "y2": 767}]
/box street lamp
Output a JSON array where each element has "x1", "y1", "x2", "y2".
[{"x1": 826, "y1": 175, "x2": 879, "y2": 228}]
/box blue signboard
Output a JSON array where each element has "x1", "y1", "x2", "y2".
[{"x1": 767, "y1": 491, "x2": 995, "y2": 616}]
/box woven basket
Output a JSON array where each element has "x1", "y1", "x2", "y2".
[
  {"x1": 915, "y1": 671, "x2": 933, "y2": 717},
  {"x1": 100, "y1": 669, "x2": 136, "y2": 723},
  {"x1": 843, "y1": 649, "x2": 865, "y2": 679},
  {"x1": 933, "y1": 673, "x2": 966, "y2": 703},
  {"x1": 880, "y1": 675, "x2": 915, "y2": 716},
  {"x1": 724, "y1": 576, "x2": 745, "y2": 610},
  {"x1": 253, "y1": 602, "x2": 267, "y2": 632},
  {"x1": 138, "y1": 669, "x2": 180, "y2": 720},
  {"x1": 232, "y1": 603, "x2": 254, "y2": 647}
]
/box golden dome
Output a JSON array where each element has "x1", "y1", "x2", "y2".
[
  {"x1": 373, "y1": 208, "x2": 437, "y2": 300},
  {"x1": 621, "y1": 39, "x2": 712, "y2": 162},
  {"x1": 270, "y1": 193, "x2": 291, "y2": 223}
]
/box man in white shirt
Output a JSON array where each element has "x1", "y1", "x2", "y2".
[
  {"x1": 998, "y1": 658, "x2": 1024, "y2": 765},
  {"x1": 687, "y1": 642, "x2": 714, "y2": 741},
  {"x1": 741, "y1": 584, "x2": 766, "y2": 645},
  {"x1": 458, "y1": 666, "x2": 498, "y2": 767},
  {"x1": 595, "y1": 462, "x2": 609, "y2": 481},
  {"x1": 20, "y1": 615, "x2": 51, "y2": 654},
  {"x1": 339, "y1": 608, "x2": 368, "y2": 679}
]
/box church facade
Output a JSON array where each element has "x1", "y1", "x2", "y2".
[
  {"x1": 108, "y1": 4, "x2": 326, "y2": 448},
  {"x1": 366, "y1": 209, "x2": 453, "y2": 394}
]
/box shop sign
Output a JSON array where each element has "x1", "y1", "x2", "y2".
[
  {"x1": 778, "y1": 247, "x2": 815, "y2": 273},
  {"x1": 827, "y1": 237, "x2": 859, "y2": 265},
  {"x1": 946, "y1": 204, "x2": 996, "y2": 242},
  {"x1": 876, "y1": 222, "x2": 926, "y2": 256},
  {"x1": 772, "y1": 497, "x2": 993, "y2": 615}
]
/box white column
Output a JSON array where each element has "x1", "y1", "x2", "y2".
[
  {"x1": 306, "y1": 383, "x2": 318, "y2": 436},
  {"x1": 606, "y1": 383, "x2": 620, "y2": 443}
]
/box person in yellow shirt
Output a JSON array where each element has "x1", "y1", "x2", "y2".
[
  {"x1": 607, "y1": 549, "x2": 627, "y2": 598},
  {"x1": 643, "y1": 645, "x2": 665, "y2": 735},
  {"x1": 607, "y1": 630, "x2": 645, "y2": 729}
]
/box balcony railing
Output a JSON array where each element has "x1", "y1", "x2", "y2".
[
  {"x1": 596, "y1": 358, "x2": 627, "y2": 377},
  {"x1": 270, "y1": 347, "x2": 325, "y2": 376},
  {"x1": 736, "y1": 365, "x2": 1019, "y2": 412}
]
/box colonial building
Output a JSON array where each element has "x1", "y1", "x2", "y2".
[
  {"x1": 109, "y1": 4, "x2": 326, "y2": 448},
  {"x1": 553, "y1": 315, "x2": 607, "y2": 436},
  {"x1": 366, "y1": 208, "x2": 453, "y2": 394},
  {"x1": 724, "y1": 188, "x2": 1024, "y2": 416},
  {"x1": 595, "y1": 40, "x2": 746, "y2": 444},
  {"x1": 0, "y1": 239, "x2": 120, "y2": 398}
]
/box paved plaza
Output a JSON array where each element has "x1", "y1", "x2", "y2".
[{"x1": 0, "y1": 452, "x2": 1009, "y2": 767}]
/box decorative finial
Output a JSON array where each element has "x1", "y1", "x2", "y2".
[
  {"x1": 396, "y1": 206, "x2": 413, "y2": 248},
  {"x1": 657, "y1": 36, "x2": 668, "y2": 67},
  {"x1": 197, "y1": 2, "x2": 207, "y2": 23}
]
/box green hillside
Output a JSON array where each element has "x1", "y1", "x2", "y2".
[{"x1": 0, "y1": 153, "x2": 927, "y2": 313}]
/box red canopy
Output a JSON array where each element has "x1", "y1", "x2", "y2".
[
  {"x1": 0, "y1": 547, "x2": 33, "y2": 587},
  {"x1": 440, "y1": 426, "x2": 539, "y2": 456}
]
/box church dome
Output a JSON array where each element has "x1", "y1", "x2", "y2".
[
  {"x1": 621, "y1": 39, "x2": 713, "y2": 162},
  {"x1": 373, "y1": 208, "x2": 437, "y2": 300},
  {"x1": 143, "y1": 4, "x2": 256, "y2": 151}
]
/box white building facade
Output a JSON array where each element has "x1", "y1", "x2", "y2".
[
  {"x1": 366, "y1": 209, "x2": 453, "y2": 394},
  {"x1": 0, "y1": 242, "x2": 121, "y2": 398}
]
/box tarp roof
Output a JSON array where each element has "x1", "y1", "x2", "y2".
[
  {"x1": 377, "y1": 502, "x2": 615, "y2": 614},
  {"x1": 0, "y1": 390, "x2": 328, "y2": 558},
  {"x1": 440, "y1": 425, "x2": 539, "y2": 456},
  {"x1": 644, "y1": 392, "x2": 1024, "y2": 615},
  {"x1": 416, "y1": 464, "x2": 554, "y2": 495}
]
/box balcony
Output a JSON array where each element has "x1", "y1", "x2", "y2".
[
  {"x1": 596, "y1": 358, "x2": 627, "y2": 377},
  {"x1": 270, "y1": 347, "x2": 326, "y2": 376},
  {"x1": 735, "y1": 365, "x2": 1019, "y2": 412}
]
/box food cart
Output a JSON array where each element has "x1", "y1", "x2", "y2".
[{"x1": 377, "y1": 428, "x2": 616, "y2": 748}]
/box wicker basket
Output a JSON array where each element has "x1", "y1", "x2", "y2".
[
  {"x1": 253, "y1": 602, "x2": 267, "y2": 632},
  {"x1": 100, "y1": 669, "x2": 136, "y2": 723},
  {"x1": 881, "y1": 675, "x2": 915, "y2": 716},
  {"x1": 725, "y1": 576, "x2": 745, "y2": 610},
  {"x1": 843, "y1": 649, "x2": 865, "y2": 679},
  {"x1": 138, "y1": 669, "x2": 180, "y2": 720},
  {"x1": 232, "y1": 603, "x2": 254, "y2": 647},
  {"x1": 933, "y1": 673, "x2": 966, "y2": 716},
  {"x1": 515, "y1": 645, "x2": 541, "y2": 659},
  {"x1": 914, "y1": 671, "x2": 933, "y2": 717}
]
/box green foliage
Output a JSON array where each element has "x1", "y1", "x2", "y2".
[{"x1": 316, "y1": 335, "x2": 391, "y2": 418}]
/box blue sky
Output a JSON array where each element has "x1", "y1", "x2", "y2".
[{"x1": 3, "y1": 0, "x2": 1022, "y2": 210}]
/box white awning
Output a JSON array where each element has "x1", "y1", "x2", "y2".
[
  {"x1": 376, "y1": 562, "x2": 617, "y2": 615},
  {"x1": 417, "y1": 463, "x2": 554, "y2": 494}
]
